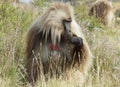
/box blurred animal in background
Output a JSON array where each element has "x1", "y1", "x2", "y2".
[
  {"x1": 116, "y1": 9, "x2": 120, "y2": 18},
  {"x1": 115, "y1": 8, "x2": 120, "y2": 24},
  {"x1": 26, "y1": 2, "x2": 92, "y2": 86},
  {"x1": 89, "y1": 0, "x2": 115, "y2": 27}
]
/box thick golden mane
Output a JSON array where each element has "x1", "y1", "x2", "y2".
[
  {"x1": 51, "y1": 2, "x2": 74, "y2": 16},
  {"x1": 30, "y1": 2, "x2": 74, "y2": 44}
]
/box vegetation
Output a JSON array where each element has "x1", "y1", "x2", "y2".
[{"x1": 0, "y1": 0, "x2": 120, "y2": 87}]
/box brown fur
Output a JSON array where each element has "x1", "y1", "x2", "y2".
[
  {"x1": 89, "y1": 0, "x2": 115, "y2": 27},
  {"x1": 26, "y1": 2, "x2": 92, "y2": 85}
]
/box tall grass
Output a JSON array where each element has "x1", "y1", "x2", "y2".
[{"x1": 0, "y1": 1, "x2": 120, "y2": 87}]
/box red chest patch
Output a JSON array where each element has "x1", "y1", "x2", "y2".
[{"x1": 49, "y1": 44, "x2": 61, "y2": 51}]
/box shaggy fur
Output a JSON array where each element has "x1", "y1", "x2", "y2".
[
  {"x1": 89, "y1": 0, "x2": 115, "y2": 27},
  {"x1": 26, "y1": 2, "x2": 92, "y2": 85}
]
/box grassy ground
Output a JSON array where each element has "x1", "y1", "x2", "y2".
[{"x1": 0, "y1": 1, "x2": 120, "y2": 87}]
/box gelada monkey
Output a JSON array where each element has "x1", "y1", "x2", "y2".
[
  {"x1": 26, "y1": 2, "x2": 92, "y2": 85},
  {"x1": 89, "y1": 0, "x2": 115, "y2": 27}
]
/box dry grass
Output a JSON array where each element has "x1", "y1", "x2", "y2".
[{"x1": 0, "y1": 1, "x2": 120, "y2": 87}]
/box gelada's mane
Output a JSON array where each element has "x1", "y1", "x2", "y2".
[{"x1": 30, "y1": 2, "x2": 74, "y2": 45}]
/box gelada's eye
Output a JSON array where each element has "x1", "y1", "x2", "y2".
[
  {"x1": 63, "y1": 18, "x2": 72, "y2": 23},
  {"x1": 66, "y1": 18, "x2": 72, "y2": 22}
]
